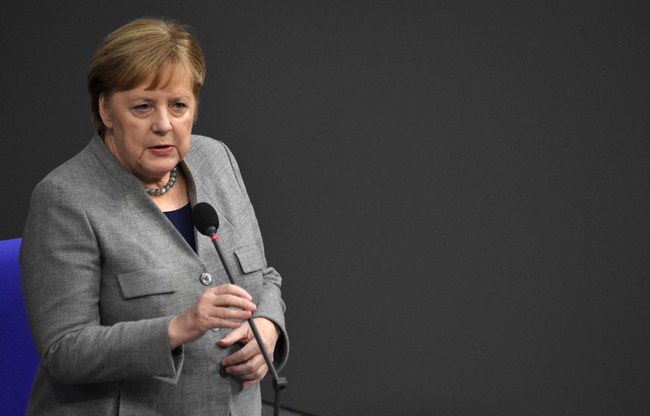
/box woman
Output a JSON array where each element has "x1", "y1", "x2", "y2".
[{"x1": 19, "y1": 17, "x2": 288, "y2": 415}]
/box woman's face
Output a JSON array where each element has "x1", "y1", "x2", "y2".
[{"x1": 99, "y1": 69, "x2": 196, "y2": 186}]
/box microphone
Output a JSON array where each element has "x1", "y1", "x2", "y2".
[
  {"x1": 192, "y1": 202, "x2": 287, "y2": 415},
  {"x1": 192, "y1": 201, "x2": 219, "y2": 238}
]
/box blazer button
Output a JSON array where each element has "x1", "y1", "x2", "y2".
[{"x1": 199, "y1": 272, "x2": 213, "y2": 286}]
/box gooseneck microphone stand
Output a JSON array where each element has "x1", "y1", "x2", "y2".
[
  {"x1": 193, "y1": 203, "x2": 287, "y2": 416},
  {"x1": 208, "y1": 232, "x2": 288, "y2": 414}
]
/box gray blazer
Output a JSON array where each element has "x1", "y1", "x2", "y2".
[{"x1": 20, "y1": 135, "x2": 289, "y2": 415}]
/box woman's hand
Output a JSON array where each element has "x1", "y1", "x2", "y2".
[
  {"x1": 168, "y1": 284, "x2": 256, "y2": 349},
  {"x1": 217, "y1": 317, "x2": 280, "y2": 388}
]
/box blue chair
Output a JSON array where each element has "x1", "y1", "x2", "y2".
[{"x1": 0, "y1": 238, "x2": 38, "y2": 415}]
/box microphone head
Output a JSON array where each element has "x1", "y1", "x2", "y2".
[{"x1": 192, "y1": 202, "x2": 220, "y2": 236}]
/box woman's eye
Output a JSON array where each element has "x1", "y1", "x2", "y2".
[
  {"x1": 171, "y1": 102, "x2": 187, "y2": 111},
  {"x1": 133, "y1": 103, "x2": 151, "y2": 111}
]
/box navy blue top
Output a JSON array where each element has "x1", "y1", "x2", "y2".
[{"x1": 164, "y1": 203, "x2": 196, "y2": 251}]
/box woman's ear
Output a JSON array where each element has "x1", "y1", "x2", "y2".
[{"x1": 98, "y1": 93, "x2": 113, "y2": 129}]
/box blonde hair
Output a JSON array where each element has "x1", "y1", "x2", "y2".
[{"x1": 87, "y1": 17, "x2": 206, "y2": 132}]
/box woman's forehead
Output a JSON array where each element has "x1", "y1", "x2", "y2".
[{"x1": 142, "y1": 62, "x2": 193, "y2": 91}]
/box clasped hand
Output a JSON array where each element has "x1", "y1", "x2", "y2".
[{"x1": 168, "y1": 284, "x2": 279, "y2": 387}]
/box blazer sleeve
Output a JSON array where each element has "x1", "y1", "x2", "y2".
[
  {"x1": 217, "y1": 141, "x2": 290, "y2": 370},
  {"x1": 19, "y1": 178, "x2": 183, "y2": 385}
]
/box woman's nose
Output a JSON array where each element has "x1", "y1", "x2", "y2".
[{"x1": 152, "y1": 109, "x2": 173, "y2": 134}]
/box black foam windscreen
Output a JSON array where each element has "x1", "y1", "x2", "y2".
[{"x1": 192, "y1": 202, "x2": 220, "y2": 236}]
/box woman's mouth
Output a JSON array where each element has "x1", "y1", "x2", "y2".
[{"x1": 148, "y1": 145, "x2": 174, "y2": 155}]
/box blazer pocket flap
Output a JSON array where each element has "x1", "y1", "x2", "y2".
[
  {"x1": 234, "y1": 245, "x2": 264, "y2": 274},
  {"x1": 117, "y1": 268, "x2": 178, "y2": 299}
]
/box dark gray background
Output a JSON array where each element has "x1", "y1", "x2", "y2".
[{"x1": 2, "y1": 1, "x2": 649, "y2": 415}]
